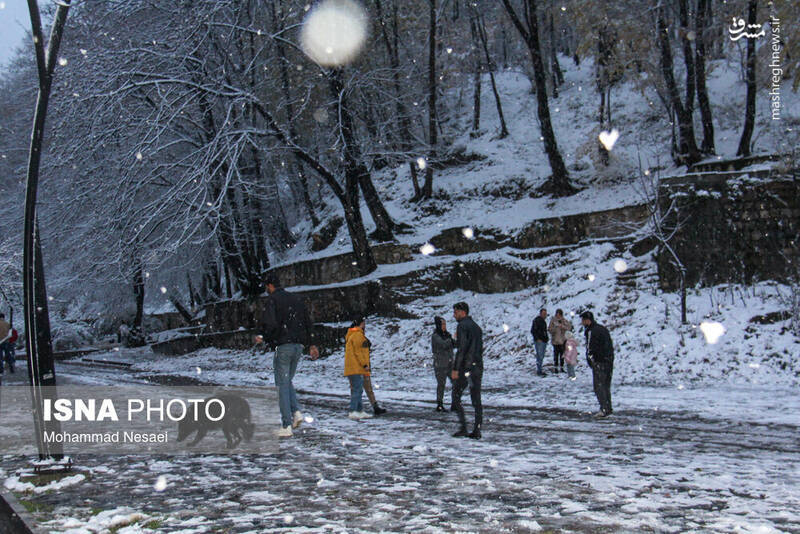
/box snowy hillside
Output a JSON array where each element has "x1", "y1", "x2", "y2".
[{"x1": 280, "y1": 60, "x2": 800, "y2": 264}]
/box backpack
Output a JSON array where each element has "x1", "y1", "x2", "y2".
[{"x1": 9, "y1": 329, "x2": 18, "y2": 344}]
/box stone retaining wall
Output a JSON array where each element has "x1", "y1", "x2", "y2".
[{"x1": 658, "y1": 178, "x2": 799, "y2": 289}]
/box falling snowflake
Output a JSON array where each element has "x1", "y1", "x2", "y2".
[
  {"x1": 79, "y1": 49, "x2": 87, "y2": 56},
  {"x1": 588, "y1": 274, "x2": 596, "y2": 282},
  {"x1": 160, "y1": 287, "x2": 167, "y2": 294},
  {"x1": 502, "y1": 324, "x2": 510, "y2": 333},
  {"x1": 196, "y1": 367, "x2": 202, "y2": 375},
  {"x1": 0, "y1": 3, "x2": 6, "y2": 9},
  {"x1": 446, "y1": 47, "x2": 453, "y2": 54},
  {"x1": 135, "y1": 152, "x2": 143, "y2": 161},
  {"x1": 420, "y1": 243, "x2": 435, "y2": 256},
  {"x1": 284, "y1": 515, "x2": 294, "y2": 524},
  {"x1": 748, "y1": 363, "x2": 760, "y2": 369},
  {"x1": 154, "y1": 475, "x2": 167, "y2": 492},
  {"x1": 699, "y1": 321, "x2": 725, "y2": 344},
  {"x1": 598, "y1": 129, "x2": 619, "y2": 151},
  {"x1": 313, "y1": 107, "x2": 329, "y2": 123},
  {"x1": 58, "y1": 57, "x2": 68, "y2": 66},
  {"x1": 613, "y1": 259, "x2": 628, "y2": 273},
  {"x1": 300, "y1": 0, "x2": 369, "y2": 67},
  {"x1": 462, "y1": 227, "x2": 474, "y2": 239},
  {"x1": 416, "y1": 157, "x2": 427, "y2": 170},
  {"x1": 304, "y1": 415, "x2": 314, "y2": 423}
]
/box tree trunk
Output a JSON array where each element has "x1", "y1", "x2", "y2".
[
  {"x1": 474, "y1": 7, "x2": 509, "y2": 138},
  {"x1": 737, "y1": 0, "x2": 757, "y2": 157},
  {"x1": 656, "y1": 5, "x2": 700, "y2": 166},
  {"x1": 342, "y1": 184, "x2": 377, "y2": 274},
  {"x1": 374, "y1": 0, "x2": 418, "y2": 199},
  {"x1": 470, "y1": 16, "x2": 482, "y2": 134},
  {"x1": 423, "y1": 0, "x2": 438, "y2": 199},
  {"x1": 330, "y1": 72, "x2": 396, "y2": 240},
  {"x1": 409, "y1": 162, "x2": 421, "y2": 200},
  {"x1": 133, "y1": 255, "x2": 145, "y2": 330},
  {"x1": 501, "y1": 0, "x2": 572, "y2": 195},
  {"x1": 548, "y1": 6, "x2": 564, "y2": 95},
  {"x1": 274, "y1": 0, "x2": 319, "y2": 227},
  {"x1": 695, "y1": 0, "x2": 715, "y2": 154}
]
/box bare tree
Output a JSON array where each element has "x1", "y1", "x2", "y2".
[
  {"x1": 634, "y1": 158, "x2": 688, "y2": 324},
  {"x1": 656, "y1": 0, "x2": 701, "y2": 166},
  {"x1": 736, "y1": 0, "x2": 757, "y2": 157},
  {"x1": 501, "y1": 0, "x2": 574, "y2": 196}
]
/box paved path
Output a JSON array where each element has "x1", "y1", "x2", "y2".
[{"x1": 1, "y1": 363, "x2": 798, "y2": 532}]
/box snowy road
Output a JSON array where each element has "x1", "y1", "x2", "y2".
[{"x1": 1, "y1": 361, "x2": 798, "y2": 533}]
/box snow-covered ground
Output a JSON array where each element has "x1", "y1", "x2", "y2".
[{"x1": 1, "y1": 357, "x2": 798, "y2": 533}]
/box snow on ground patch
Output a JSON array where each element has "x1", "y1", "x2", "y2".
[{"x1": 4, "y1": 473, "x2": 86, "y2": 494}]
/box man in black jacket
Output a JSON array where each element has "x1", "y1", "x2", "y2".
[
  {"x1": 260, "y1": 275, "x2": 319, "y2": 437},
  {"x1": 451, "y1": 302, "x2": 483, "y2": 439},
  {"x1": 580, "y1": 311, "x2": 614, "y2": 418},
  {"x1": 530, "y1": 308, "x2": 548, "y2": 376}
]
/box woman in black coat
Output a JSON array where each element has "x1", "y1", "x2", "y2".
[{"x1": 432, "y1": 316, "x2": 455, "y2": 412}]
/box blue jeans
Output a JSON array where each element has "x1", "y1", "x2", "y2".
[
  {"x1": 566, "y1": 363, "x2": 576, "y2": 378},
  {"x1": 348, "y1": 375, "x2": 364, "y2": 413},
  {"x1": 274, "y1": 343, "x2": 303, "y2": 428},
  {"x1": 534, "y1": 341, "x2": 547, "y2": 374},
  {"x1": 0, "y1": 342, "x2": 13, "y2": 372}
]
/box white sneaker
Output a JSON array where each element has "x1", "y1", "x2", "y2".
[
  {"x1": 276, "y1": 426, "x2": 293, "y2": 437},
  {"x1": 357, "y1": 411, "x2": 372, "y2": 419},
  {"x1": 292, "y1": 411, "x2": 304, "y2": 429},
  {"x1": 348, "y1": 412, "x2": 361, "y2": 420}
]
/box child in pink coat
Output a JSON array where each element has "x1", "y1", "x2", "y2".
[{"x1": 564, "y1": 331, "x2": 579, "y2": 380}]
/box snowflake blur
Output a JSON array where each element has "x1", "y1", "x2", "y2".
[
  {"x1": 420, "y1": 243, "x2": 435, "y2": 256},
  {"x1": 699, "y1": 321, "x2": 726, "y2": 344},
  {"x1": 301, "y1": 0, "x2": 369, "y2": 67},
  {"x1": 153, "y1": 476, "x2": 167, "y2": 492},
  {"x1": 598, "y1": 128, "x2": 619, "y2": 151},
  {"x1": 613, "y1": 259, "x2": 628, "y2": 273}
]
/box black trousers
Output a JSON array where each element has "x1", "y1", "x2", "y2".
[
  {"x1": 553, "y1": 343, "x2": 565, "y2": 369},
  {"x1": 591, "y1": 359, "x2": 614, "y2": 413},
  {"x1": 452, "y1": 367, "x2": 483, "y2": 429},
  {"x1": 434, "y1": 366, "x2": 450, "y2": 405}
]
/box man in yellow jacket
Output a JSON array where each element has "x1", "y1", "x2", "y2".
[{"x1": 344, "y1": 316, "x2": 373, "y2": 420}]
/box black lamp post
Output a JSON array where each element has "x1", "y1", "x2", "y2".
[{"x1": 23, "y1": 0, "x2": 72, "y2": 460}]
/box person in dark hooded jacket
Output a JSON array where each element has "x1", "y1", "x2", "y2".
[
  {"x1": 451, "y1": 302, "x2": 483, "y2": 439},
  {"x1": 431, "y1": 316, "x2": 454, "y2": 412},
  {"x1": 581, "y1": 311, "x2": 614, "y2": 417}
]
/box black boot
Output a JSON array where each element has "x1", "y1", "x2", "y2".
[
  {"x1": 436, "y1": 403, "x2": 445, "y2": 412},
  {"x1": 372, "y1": 403, "x2": 387, "y2": 416},
  {"x1": 468, "y1": 425, "x2": 482, "y2": 440},
  {"x1": 452, "y1": 427, "x2": 468, "y2": 438}
]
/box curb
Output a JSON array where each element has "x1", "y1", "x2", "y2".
[{"x1": 0, "y1": 489, "x2": 41, "y2": 534}]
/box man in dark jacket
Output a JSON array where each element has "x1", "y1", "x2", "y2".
[
  {"x1": 580, "y1": 311, "x2": 614, "y2": 417},
  {"x1": 530, "y1": 308, "x2": 548, "y2": 376},
  {"x1": 451, "y1": 302, "x2": 483, "y2": 439},
  {"x1": 260, "y1": 275, "x2": 319, "y2": 437}
]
